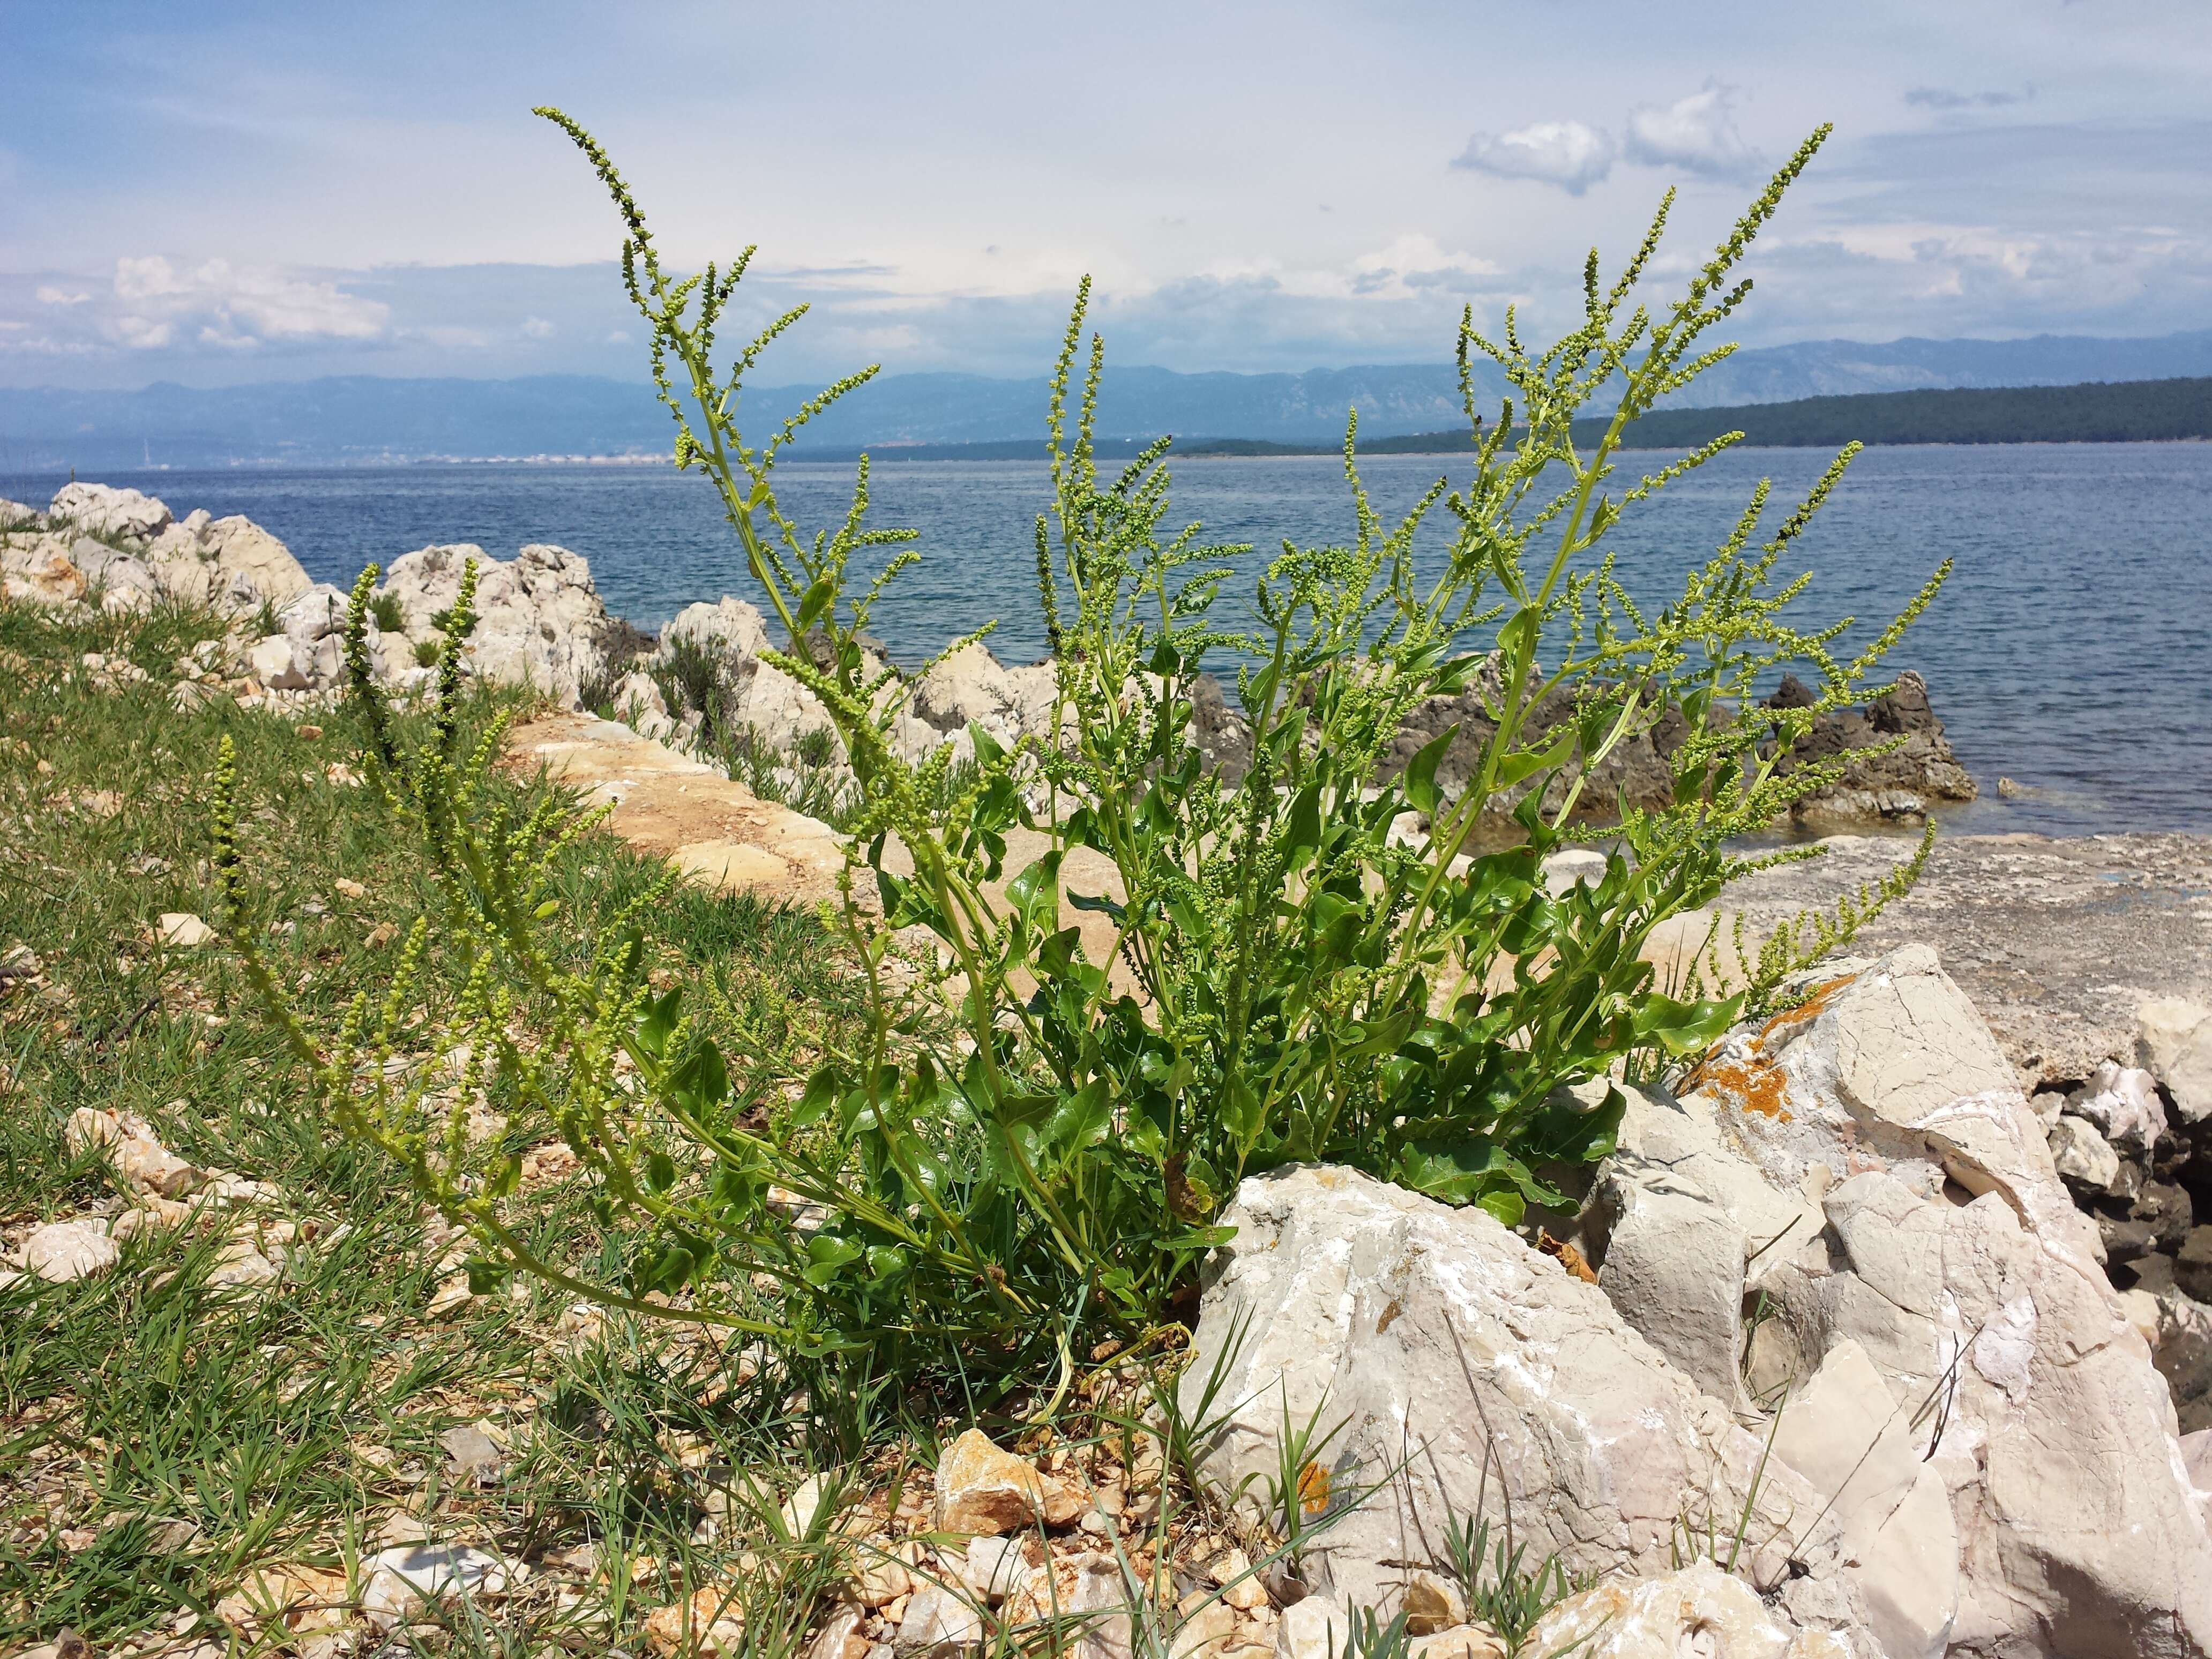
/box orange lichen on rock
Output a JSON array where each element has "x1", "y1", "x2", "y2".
[
  {"x1": 1678, "y1": 977, "x2": 1858, "y2": 1122},
  {"x1": 1683, "y1": 1044, "x2": 1793, "y2": 1120},
  {"x1": 1539, "y1": 1232, "x2": 1600, "y2": 1283},
  {"x1": 1755, "y1": 973, "x2": 1857, "y2": 1045}
]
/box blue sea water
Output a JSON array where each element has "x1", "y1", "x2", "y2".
[{"x1": 7, "y1": 443, "x2": 2209, "y2": 836}]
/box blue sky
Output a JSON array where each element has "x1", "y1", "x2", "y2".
[{"x1": 2, "y1": 1, "x2": 2208, "y2": 390}]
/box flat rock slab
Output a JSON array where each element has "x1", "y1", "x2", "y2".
[
  {"x1": 502, "y1": 715, "x2": 1132, "y2": 987},
  {"x1": 504, "y1": 713, "x2": 849, "y2": 907},
  {"x1": 1697, "y1": 831, "x2": 2212, "y2": 1091}
]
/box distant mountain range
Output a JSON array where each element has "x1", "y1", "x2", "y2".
[{"x1": 4, "y1": 329, "x2": 2210, "y2": 470}]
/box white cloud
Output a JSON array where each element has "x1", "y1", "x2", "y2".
[
  {"x1": 1624, "y1": 85, "x2": 1759, "y2": 177},
  {"x1": 1451, "y1": 121, "x2": 1617, "y2": 195},
  {"x1": 115, "y1": 256, "x2": 189, "y2": 301},
  {"x1": 1347, "y1": 235, "x2": 1503, "y2": 300},
  {"x1": 213, "y1": 264, "x2": 387, "y2": 340},
  {"x1": 115, "y1": 316, "x2": 175, "y2": 349},
  {"x1": 35, "y1": 286, "x2": 91, "y2": 306},
  {"x1": 520, "y1": 316, "x2": 556, "y2": 339},
  {"x1": 104, "y1": 255, "x2": 390, "y2": 346}
]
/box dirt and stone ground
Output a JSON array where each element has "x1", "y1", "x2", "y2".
[{"x1": 1698, "y1": 829, "x2": 2212, "y2": 1091}]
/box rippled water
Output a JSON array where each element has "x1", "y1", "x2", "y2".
[{"x1": 9, "y1": 443, "x2": 2209, "y2": 836}]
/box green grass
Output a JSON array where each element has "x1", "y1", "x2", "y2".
[
  {"x1": 0, "y1": 596, "x2": 1585, "y2": 1657},
  {"x1": 0, "y1": 597, "x2": 877, "y2": 1651}
]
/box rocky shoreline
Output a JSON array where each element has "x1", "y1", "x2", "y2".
[
  {"x1": 3, "y1": 481, "x2": 1978, "y2": 829},
  {"x1": 12, "y1": 480, "x2": 2212, "y2": 1651}
]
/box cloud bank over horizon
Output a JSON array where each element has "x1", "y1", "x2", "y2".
[{"x1": 3, "y1": 1, "x2": 2207, "y2": 391}]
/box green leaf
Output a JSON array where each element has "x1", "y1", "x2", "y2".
[
  {"x1": 795, "y1": 576, "x2": 835, "y2": 636},
  {"x1": 634, "y1": 989, "x2": 682, "y2": 1060},
  {"x1": 1006, "y1": 851, "x2": 1063, "y2": 939},
  {"x1": 1044, "y1": 1080, "x2": 1114, "y2": 1164},
  {"x1": 968, "y1": 720, "x2": 1005, "y2": 768},
  {"x1": 790, "y1": 1064, "x2": 843, "y2": 1130},
  {"x1": 1498, "y1": 606, "x2": 1541, "y2": 663},
  {"x1": 1221, "y1": 1077, "x2": 1265, "y2": 1152},
  {"x1": 532, "y1": 898, "x2": 561, "y2": 920},
  {"x1": 1476, "y1": 1189, "x2": 1526, "y2": 1227},
  {"x1": 1632, "y1": 990, "x2": 1743, "y2": 1057},
  {"x1": 668, "y1": 1042, "x2": 730, "y2": 1111},
  {"x1": 1493, "y1": 727, "x2": 1574, "y2": 793},
  {"x1": 801, "y1": 1234, "x2": 864, "y2": 1287},
  {"x1": 465, "y1": 1257, "x2": 512, "y2": 1296},
  {"x1": 1522, "y1": 1082, "x2": 1628, "y2": 1165},
  {"x1": 641, "y1": 1243, "x2": 697, "y2": 1294},
  {"x1": 1403, "y1": 722, "x2": 1459, "y2": 817},
  {"x1": 1392, "y1": 1137, "x2": 1540, "y2": 1208}
]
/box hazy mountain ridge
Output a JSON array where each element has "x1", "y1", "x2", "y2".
[{"x1": 5, "y1": 330, "x2": 2210, "y2": 469}]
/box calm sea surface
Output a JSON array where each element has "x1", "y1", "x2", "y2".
[{"x1": 8, "y1": 444, "x2": 2208, "y2": 837}]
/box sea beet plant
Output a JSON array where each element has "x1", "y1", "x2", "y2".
[{"x1": 211, "y1": 112, "x2": 1943, "y2": 1411}]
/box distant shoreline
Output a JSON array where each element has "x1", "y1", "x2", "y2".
[
  {"x1": 4, "y1": 438, "x2": 2207, "y2": 477},
  {"x1": 4, "y1": 373, "x2": 2209, "y2": 473}
]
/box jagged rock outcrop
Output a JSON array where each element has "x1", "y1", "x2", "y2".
[
  {"x1": 1, "y1": 483, "x2": 312, "y2": 618},
  {"x1": 1187, "y1": 947, "x2": 2212, "y2": 1659},
  {"x1": 1610, "y1": 946, "x2": 2212, "y2": 1657},
  {"x1": 374, "y1": 542, "x2": 610, "y2": 704},
  {"x1": 49, "y1": 481, "x2": 175, "y2": 543},
  {"x1": 1767, "y1": 669, "x2": 1977, "y2": 824},
  {"x1": 1376, "y1": 665, "x2": 1971, "y2": 831},
  {"x1": 146, "y1": 508, "x2": 314, "y2": 611},
  {"x1": 1183, "y1": 1165, "x2": 1884, "y2": 1651}
]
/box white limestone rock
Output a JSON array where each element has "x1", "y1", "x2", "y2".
[
  {"x1": 50, "y1": 481, "x2": 173, "y2": 544},
  {"x1": 1586, "y1": 1080, "x2": 1827, "y2": 1410},
  {"x1": 360, "y1": 1542, "x2": 507, "y2": 1630},
  {"x1": 2140, "y1": 997, "x2": 2212, "y2": 1124},
  {"x1": 2, "y1": 534, "x2": 88, "y2": 607},
  {"x1": 660, "y1": 595, "x2": 771, "y2": 664},
  {"x1": 140, "y1": 504, "x2": 311, "y2": 611},
  {"x1": 893, "y1": 1583, "x2": 982, "y2": 1654},
  {"x1": 1771, "y1": 1340, "x2": 1959, "y2": 1659},
  {"x1": 1679, "y1": 946, "x2": 2212, "y2": 1656},
  {"x1": 1184, "y1": 1165, "x2": 1870, "y2": 1628},
  {"x1": 96, "y1": 554, "x2": 159, "y2": 614},
  {"x1": 248, "y1": 634, "x2": 307, "y2": 691},
  {"x1": 739, "y1": 659, "x2": 839, "y2": 750},
  {"x1": 1273, "y1": 1596, "x2": 1350, "y2": 1659},
  {"x1": 22, "y1": 1219, "x2": 120, "y2": 1282},
  {"x1": 1690, "y1": 943, "x2": 2103, "y2": 1277},
  {"x1": 914, "y1": 642, "x2": 1028, "y2": 749},
  {"x1": 2065, "y1": 1060, "x2": 2170, "y2": 1148},
  {"x1": 2050, "y1": 1114, "x2": 2125, "y2": 1194},
  {"x1": 1522, "y1": 1563, "x2": 1858, "y2": 1659},
  {"x1": 610, "y1": 670, "x2": 667, "y2": 721},
  {"x1": 376, "y1": 542, "x2": 610, "y2": 705}
]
